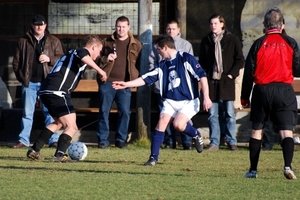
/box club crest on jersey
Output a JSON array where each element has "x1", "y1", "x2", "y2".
[{"x1": 196, "y1": 64, "x2": 201, "y2": 68}]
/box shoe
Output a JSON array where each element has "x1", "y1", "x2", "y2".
[
  {"x1": 284, "y1": 167, "x2": 297, "y2": 180},
  {"x1": 12, "y1": 142, "x2": 26, "y2": 148},
  {"x1": 115, "y1": 141, "x2": 127, "y2": 148},
  {"x1": 229, "y1": 145, "x2": 238, "y2": 151},
  {"x1": 27, "y1": 148, "x2": 44, "y2": 161},
  {"x1": 144, "y1": 157, "x2": 157, "y2": 166},
  {"x1": 205, "y1": 145, "x2": 219, "y2": 151},
  {"x1": 183, "y1": 143, "x2": 192, "y2": 150},
  {"x1": 98, "y1": 143, "x2": 108, "y2": 149},
  {"x1": 165, "y1": 143, "x2": 176, "y2": 149},
  {"x1": 244, "y1": 170, "x2": 257, "y2": 178},
  {"x1": 52, "y1": 154, "x2": 69, "y2": 163},
  {"x1": 49, "y1": 142, "x2": 58, "y2": 148},
  {"x1": 193, "y1": 134, "x2": 204, "y2": 153}
]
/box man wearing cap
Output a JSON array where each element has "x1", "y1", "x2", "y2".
[{"x1": 12, "y1": 14, "x2": 64, "y2": 148}]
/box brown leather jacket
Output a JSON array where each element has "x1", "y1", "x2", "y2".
[
  {"x1": 97, "y1": 32, "x2": 142, "y2": 84},
  {"x1": 12, "y1": 29, "x2": 64, "y2": 87}
]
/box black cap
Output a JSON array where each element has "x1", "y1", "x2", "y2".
[{"x1": 32, "y1": 14, "x2": 46, "y2": 25}]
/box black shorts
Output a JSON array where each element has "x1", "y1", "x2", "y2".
[
  {"x1": 40, "y1": 93, "x2": 75, "y2": 118},
  {"x1": 250, "y1": 83, "x2": 297, "y2": 130}
]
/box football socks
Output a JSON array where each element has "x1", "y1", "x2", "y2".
[
  {"x1": 281, "y1": 137, "x2": 294, "y2": 168},
  {"x1": 150, "y1": 130, "x2": 164, "y2": 161},
  {"x1": 31, "y1": 128, "x2": 54, "y2": 152},
  {"x1": 54, "y1": 133, "x2": 72, "y2": 157},
  {"x1": 183, "y1": 122, "x2": 198, "y2": 138},
  {"x1": 249, "y1": 138, "x2": 262, "y2": 171}
]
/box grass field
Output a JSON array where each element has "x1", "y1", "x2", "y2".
[{"x1": 0, "y1": 144, "x2": 299, "y2": 200}]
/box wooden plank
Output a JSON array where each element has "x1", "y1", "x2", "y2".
[
  {"x1": 74, "y1": 79, "x2": 137, "y2": 92},
  {"x1": 74, "y1": 80, "x2": 98, "y2": 92}
]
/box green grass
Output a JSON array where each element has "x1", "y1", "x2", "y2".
[{"x1": 0, "y1": 144, "x2": 299, "y2": 200}]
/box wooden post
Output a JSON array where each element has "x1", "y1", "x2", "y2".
[
  {"x1": 137, "y1": 0, "x2": 152, "y2": 139},
  {"x1": 176, "y1": 0, "x2": 187, "y2": 39}
]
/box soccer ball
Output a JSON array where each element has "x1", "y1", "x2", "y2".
[{"x1": 68, "y1": 142, "x2": 88, "y2": 161}]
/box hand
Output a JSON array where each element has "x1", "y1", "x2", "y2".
[
  {"x1": 202, "y1": 97, "x2": 212, "y2": 112},
  {"x1": 99, "y1": 71, "x2": 107, "y2": 82},
  {"x1": 107, "y1": 53, "x2": 117, "y2": 62},
  {"x1": 241, "y1": 99, "x2": 250, "y2": 108},
  {"x1": 112, "y1": 81, "x2": 127, "y2": 90},
  {"x1": 39, "y1": 54, "x2": 50, "y2": 63}
]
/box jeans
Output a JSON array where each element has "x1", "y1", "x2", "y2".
[
  {"x1": 262, "y1": 120, "x2": 277, "y2": 148},
  {"x1": 156, "y1": 93, "x2": 192, "y2": 146},
  {"x1": 19, "y1": 81, "x2": 58, "y2": 146},
  {"x1": 97, "y1": 82, "x2": 131, "y2": 146},
  {"x1": 208, "y1": 100, "x2": 236, "y2": 147}
]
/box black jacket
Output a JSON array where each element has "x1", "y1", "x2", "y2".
[{"x1": 199, "y1": 30, "x2": 244, "y2": 101}]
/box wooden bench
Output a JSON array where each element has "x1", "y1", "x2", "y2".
[{"x1": 73, "y1": 79, "x2": 158, "y2": 114}]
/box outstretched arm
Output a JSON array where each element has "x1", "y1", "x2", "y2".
[
  {"x1": 82, "y1": 56, "x2": 107, "y2": 82},
  {"x1": 112, "y1": 77, "x2": 146, "y2": 90},
  {"x1": 199, "y1": 77, "x2": 212, "y2": 111}
]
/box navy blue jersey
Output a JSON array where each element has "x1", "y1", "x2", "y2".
[
  {"x1": 142, "y1": 51, "x2": 206, "y2": 100},
  {"x1": 39, "y1": 48, "x2": 89, "y2": 95}
]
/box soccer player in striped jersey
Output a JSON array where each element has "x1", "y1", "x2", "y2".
[{"x1": 113, "y1": 35, "x2": 212, "y2": 166}]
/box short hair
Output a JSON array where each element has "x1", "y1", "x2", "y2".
[
  {"x1": 209, "y1": 14, "x2": 226, "y2": 30},
  {"x1": 263, "y1": 7, "x2": 284, "y2": 29},
  {"x1": 83, "y1": 35, "x2": 103, "y2": 47},
  {"x1": 155, "y1": 34, "x2": 176, "y2": 49},
  {"x1": 167, "y1": 19, "x2": 180, "y2": 27},
  {"x1": 115, "y1": 16, "x2": 130, "y2": 25}
]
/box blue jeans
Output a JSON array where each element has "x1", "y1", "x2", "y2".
[
  {"x1": 97, "y1": 82, "x2": 131, "y2": 146},
  {"x1": 19, "y1": 81, "x2": 58, "y2": 146},
  {"x1": 156, "y1": 93, "x2": 192, "y2": 146},
  {"x1": 208, "y1": 100, "x2": 236, "y2": 147}
]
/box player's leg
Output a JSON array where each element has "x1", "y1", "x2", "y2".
[
  {"x1": 144, "y1": 101, "x2": 174, "y2": 166},
  {"x1": 173, "y1": 98, "x2": 203, "y2": 153},
  {"x1": 52, "y1": 113, "x2": 77, "y2": 162}
]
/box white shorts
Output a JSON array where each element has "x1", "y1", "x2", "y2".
[{"x1": 161, "y1": 98, "x2": 200, "y2": 119}]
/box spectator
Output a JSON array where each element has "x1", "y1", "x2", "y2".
[
  {"x1": 27, "y1": 35, "x2": 107, "y2": 162},
  {"x1": 96, "y1": 16, "x2": 142, "y2": 149},
  {"x1": 199, "y1": 14, "x2": 244, "y2": 151},
  {"x1": 12, "y1": 14, "x2": 63, "y2": 149},
  {"x1": 149, "y1": 19, "x2": 193, "y2": 150},
  {"x1": 112, "y1": 35, "x2": 212, "y2": 166},
  {"x1": 242, "y1": 7, "x2": 300, "y2": 179}
]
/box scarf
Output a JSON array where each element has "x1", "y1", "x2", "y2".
[{"x1": 212, "y1": 30, "x2": 224, "y2": 80}]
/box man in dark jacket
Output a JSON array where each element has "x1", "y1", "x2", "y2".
[
  {"x1": 199, "y1": 14, "x2": 244, "y2": 151},
  {"x1": 12, "y1": 14, "x2": 64, "y2": 148},
  {"x1": 242, "y1": 7, "x2": 300, "y2": 179},
  {"x1": 96, "y1": 16, "x2": 142, "y2": 148}
]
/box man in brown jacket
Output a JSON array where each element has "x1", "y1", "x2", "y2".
[
  {"x1": 96, "y1": 16, "x2": 142, "y2": 148},
  {"x1": 12, "y1": 14, "x2": 64, "y2": 148}
]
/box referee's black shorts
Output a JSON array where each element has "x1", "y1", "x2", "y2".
[
  {"x1": 250, "y1": 83, "x2": 297, "y2": 131},
  {"x1": 40, "y1": 93, "x2": 75, "y2": 119}
]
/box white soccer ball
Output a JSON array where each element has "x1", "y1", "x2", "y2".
[{"x1": 68, "y1": 142, "x2": 88, "y2": 161}]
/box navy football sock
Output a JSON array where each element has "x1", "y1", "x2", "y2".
[
  {"x1": 183, "y1": 122, "x2": 198, "y2": 138},
  {"x1": 150, "y1": 130, "x2": 164, "y2": 161}
]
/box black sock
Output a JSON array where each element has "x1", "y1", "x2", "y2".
[
  {"x1": 31, "y1": 128, "x2": 54, "y2": 152},
  {"x1": 281, "y1": 137, "x2": 294, "y2": 168},
  {"x1": 249, "y1": 138, "x2": 262, "y2": 171},
  {"x1": 54, "y1": 133, "x2": 72, "y2": 157}
]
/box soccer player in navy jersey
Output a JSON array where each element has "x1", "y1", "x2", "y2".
[
  {"x1": 26, "y1": 35, "x2": 107, "y2": 162},
  {"x1": 113, "y1": 35, "x2": 212, "y2": 166}
]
